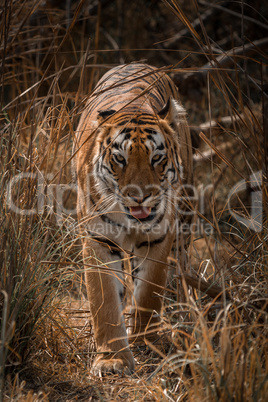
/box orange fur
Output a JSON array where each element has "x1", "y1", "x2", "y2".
[{"x1": 73, "y1": 63, "x2": 193, "y2": 375}]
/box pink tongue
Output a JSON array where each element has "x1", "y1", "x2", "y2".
[{"x1": 129, "y1": 207, "x2": 151, "y2": 219}]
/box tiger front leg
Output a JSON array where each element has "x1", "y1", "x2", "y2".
[
  {"x1": 128, "y1": 237, "x2": 172, "y2": 343},
  {"x1": 82, "y1": 239, "x2": 135, "y2": 375}
]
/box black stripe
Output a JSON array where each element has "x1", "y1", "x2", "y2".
[
  {"x1": 143, "y1": 205, "x2": 166, "y2": 232},
  {"x1": 110, "y1": 161, "x2": 116, "y2": 173},
  {"x1": 111, "y1": 142, "x2": 119, "y2": 150},
  {"x1": 161, "y1": 159, "x2": 168, "y2": 173},
  {"x1": 131, "y1": 261, "x2": 140, "y2": 279},
  {"x1": 122, "y1": 133, "x2": 131, "y2": 140},
  {"x1": 166, "y1": 167, "x2": 175, "y2": 175},
  {"x1": 147, "y1": 91, "x2": 163, "y2": 107},
  {"x1": 130, "y1": 118, "x2": 154, "y2": 125},
  {"x1": 89, "y1": 234, "x2": 122, "y2": 258},
  {"x1": 90, "y1": 195, "x2": 97, "y2": 206},
  {"x1": 102, "y1": 165, "x2": 113, "y2": 175},
  {"x1": 156, "y1": 143, "x2": 164, "y2": 150},
  {"x1": 136, "y1": 233, "x2": 167, "y2": 249},
  {"x1": 144, "y1": 129, "x2": 158, "y2": 135},
  {"x1": 167, "y1": 79, "x2": 176, "y2": 97},
  {"x1": 100, "y1": 213, "x2": 127, "y2": 229},
  {"x1": 146, "y1": 134, "x2": 156, "y2": 143},
  {"x1": 144, "y1": 144, "x2": 150, "y2": 153}
]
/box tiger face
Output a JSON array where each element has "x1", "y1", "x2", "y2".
[{"x1": 93, "y1": 99, "x2": 184, "y2": 227}]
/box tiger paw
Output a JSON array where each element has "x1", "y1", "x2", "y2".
[{"x1": 91, "y1": 352, "x2": 135, "y2": 376}]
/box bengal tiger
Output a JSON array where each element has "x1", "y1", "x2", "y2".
[{"x1": 73, "y1": 63, "x2": 193, "y2": 375}]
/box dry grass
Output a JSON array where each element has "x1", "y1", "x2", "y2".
[{"x1": 0, "y1": 0, "x2": 267, "y2": 401}]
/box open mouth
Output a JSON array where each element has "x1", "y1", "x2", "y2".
[
  {"x1": 129, "y1": 206, "x2": 151, "y2": 219},
  {"x1": 125, "y1": 206, "x2": 156, "y2": 221}
]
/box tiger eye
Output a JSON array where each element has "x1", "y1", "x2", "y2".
[
  {"x1": 116, "y1": 154, "x2": 124, "y2": 162},
  {"x1": 152, "y1": 154, "x2": 162, "y2": 163},
  {"x1": 113, "y1": 154, "x2": 126, "y2": 165}
]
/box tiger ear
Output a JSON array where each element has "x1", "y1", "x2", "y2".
[
  {"x1": 158, "y1": 97, "x2": 186, "y2": 125},
  {"x1": 97, "y1": 109, "x2": 116, "y2": 121}
]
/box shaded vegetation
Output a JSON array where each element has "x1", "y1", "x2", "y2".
[{"x1": 0, "y1": 0, "x2": 267, "y2": 400}]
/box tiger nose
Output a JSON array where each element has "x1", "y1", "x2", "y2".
[{"x1": 128, "y1": 193, "x2": 152, "y2": 204}]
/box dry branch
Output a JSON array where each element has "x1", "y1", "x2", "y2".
[
  {"x1": 174, "y1": 37, "x2": 268, "y2": 99},
  {"x1": 200, "y1": 37, "x2": 268, "y2": 75},
  {"x1": 175, "y1": 272, "x2": 226, "y2": 299}
]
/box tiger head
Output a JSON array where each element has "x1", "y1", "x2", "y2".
[{"x1": 93, "y1": 98, "x2": 188, "y2": 225}]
